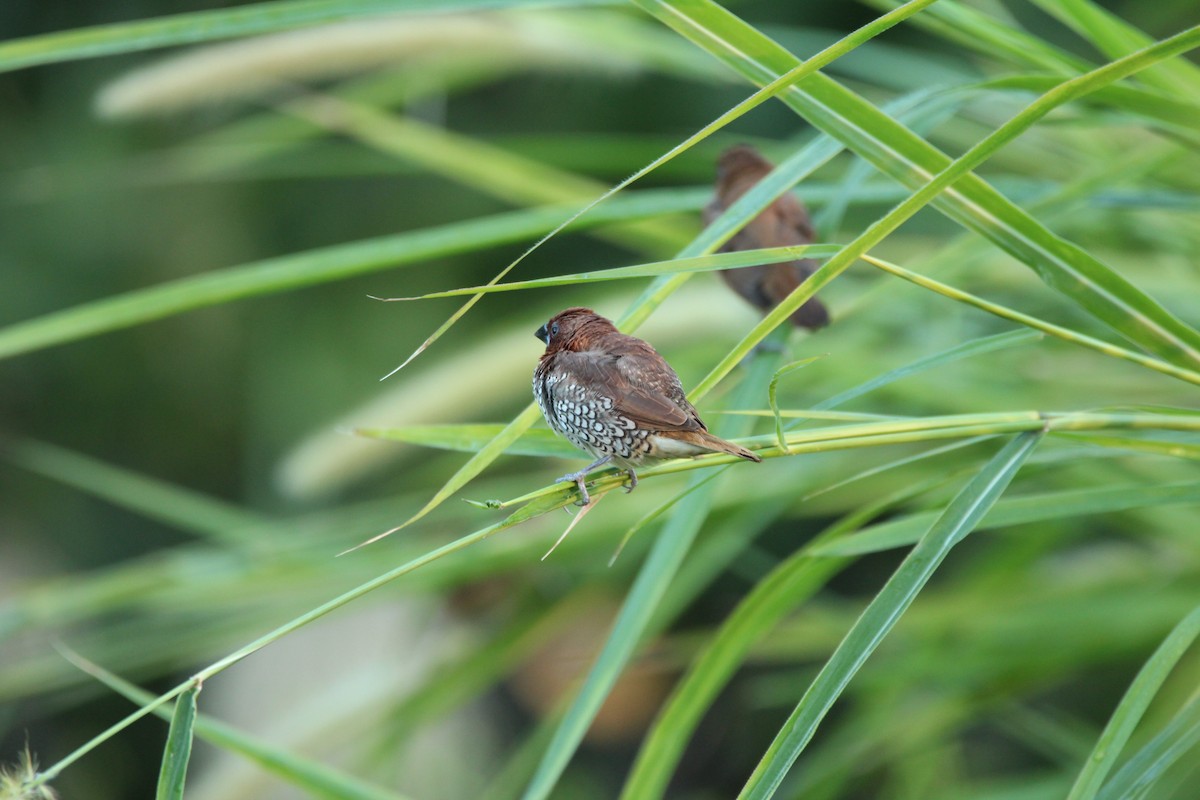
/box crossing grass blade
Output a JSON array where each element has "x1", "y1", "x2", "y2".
[
  {"x1": 636, "y1": 0, "x2": 1200, "y2": 374},
  {"x1": 155, "y1": 682, "x2": 200, "y2": 800},
  {"x1": 1066, "y1": 604, "x2": 1200, "y2": 800},
  {"x1": 737, "y1": 431, "x2": 1041, "y2": 799}
]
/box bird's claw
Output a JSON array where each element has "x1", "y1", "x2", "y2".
[{"x1": 554, "y1": 471, "x2": 592, "y2": 506}]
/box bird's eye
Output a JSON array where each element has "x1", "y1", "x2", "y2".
[{"x1": 550, "y1": 322, "x2": 560, "y2": 337}]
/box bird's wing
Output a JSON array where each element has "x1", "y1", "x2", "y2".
[{"x1": 552, "y1": 350, "x2": 701, "y2": 432}]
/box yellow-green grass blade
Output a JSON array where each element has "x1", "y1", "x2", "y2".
[
  {"x1": 1029, "y1": 0, "x2": 1200, "y2": 96},
  {"x1": 391, "y1": 245, "x2": 841, "y2": 299},
  {"x1": 0, "y1": 0, "x2": 573, "y2": 74},
  {"x1": 155, "y1": 682, "x2": 200, "y2": 800},
  {"x1": 860, "y1": 255, "x2": 1200, "y2": 388},
  {"x1": 638, "y1": 0, "x2": 1200, "y2": 376},
  {"x1": 1066, "y1": 604, "x2": 1200, "y2": 800},
  {"x1": 737, "y1": 431, "x2": 1041, "y2": 799}
]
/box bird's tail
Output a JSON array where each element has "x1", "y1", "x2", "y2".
[{"x1": 691, "y1": 431, "x2": 762, "y2": 463}]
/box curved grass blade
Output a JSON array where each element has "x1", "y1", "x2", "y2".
[
  {"x1": 0, "y1": 0, "x2": 555, "y2": 74},
  {"x1": 1066, "y1": 604, "x2": 1200, "y2": 800},
  {"x1": 156, "y1": 681, "x2": 200, "y2": 800},
  {"x1": 1097, "y1": 696, "x2": 1200, "y2": 800},
  {"x1": 0, "y1": 194, "x2": 683, "y2": 363},
  {"x1": 861, "y1": 255, "x2": 1200, "y2": 388},
  {"x1": 58, "y1": 647, "x2": 408, "y2": 800},
  {"x1": 737, "y1": 431, "x2": 1041, "y2": 799},
  {"x1": 640, "y1": 0, "x2": 1200, "y2": 376},
  {"x1": 768, "y1": 357, "x2": 825, "y2": 451},
  {"x1": 379, "y1": 245, "x2": 842, "y2": 300}
]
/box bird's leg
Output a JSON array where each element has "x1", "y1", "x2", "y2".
[
  {"x1": 623, "y1": 468, "x2": 638, "y2": 494},
  {"x1": 555, "y1": 455, "x2": 612, "y2": 506}
]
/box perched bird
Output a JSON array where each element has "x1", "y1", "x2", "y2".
[
  {"x1": 703, "y1": 144, "x2": 830, "y2": 330},
  {"x1": 533, "y1": 307, "x2": 761, "y2": 505}
]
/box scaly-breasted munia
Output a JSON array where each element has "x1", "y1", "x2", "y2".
[
  {"x1": 533, "y1": 307, "x2": 761, "y2": 505},
  {"x1": 703, "y1": 144, "x2": 830, "y2": 330}
]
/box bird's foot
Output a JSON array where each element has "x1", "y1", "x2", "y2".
[
  {"x1": 554, "y1": 469, "x2": 592, "y2": 507},
  {"x1": 623, "y1": 469, "x2": 638, "y2": 494}
]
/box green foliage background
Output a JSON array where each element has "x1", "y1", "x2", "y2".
[{"x1": 2, "y1": 1, "x2": 1200, "y2": 798}]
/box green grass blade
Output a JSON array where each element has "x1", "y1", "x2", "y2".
[
  {"x1": 768, "y1": 357, "x2": 825, "y2": 451},
  {"x1": 861, "y1": 255, "x2": 1200, "y2": 388},
  {"x1": 815, "y1": 329, "x2": 1042, "y2": 412},
  {"x1": 1066, "y1": 604, "x2": 1200, "y2": 800},
  {"x1": 0, "y1": 192, "x2": 682, "y2": 363},
  {"x1": 1097, "y1": 696, "x2": 1200, "y2": 800},
  {"x1": 155, "y1": 682, "x2": 199, "y2": 800},
  {"x1": 0, "y1": 0, "x2": 563, "y2": 74},
  {"x1": 737, "y1": 431, "x2": 1041, "y2": 799},
  {"x1": 1029, "y1": 0, "x2": 1200, "y2": 96},
  {"x1": 639, "y1": 0, "x2": 1200, "y2": 376},
  {"x1": 387, "y1": 245, "x2": 842, "y2": 299},
  {"x1": 866, "y1": 0, "x2": 1091, "y2": 74},
  {"x1": 60, "y1": 648, "x2": 408, "y2": 800}
]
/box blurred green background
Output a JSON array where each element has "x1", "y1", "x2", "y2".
[{"x1": 3, "y1": 1, "x2": 1200, "y2": 798}]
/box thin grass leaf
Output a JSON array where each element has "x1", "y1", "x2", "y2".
[
  {"x1": 0, "y1": 0, "x2": 556, "y2": 74},
  {"x1": 1066, "y1": 605, "x2": 1200, "y2": 800},
  {"x1": 1055, "y1": 432, "x2": 1200, "y2": 460},
  {"x1": 58, "y1": 647, "x2": 408, "y2": 800},
  {"x1": 155, "y1": 681, "x2": 199, "y2": 800},
  {"x1": 380, "y1": 245, "x2": 842, "y2": 300},
  {"x1": 866, "y1": 0, "x2": 1092, "y2": 74},
  {"x1": 1029, "y1": 0, "x2": 1200, "y2": 96},
  {"x1": 0, "y1": 193, "x2": 686, "y2": 362},
  {"x1": 861, "y1": 255, "x2": 1200, "y2": 388},
  {"x1": 815, "y1": 329, "x2": 1042, "y2": 412},
  {"x1": 768, "y1": 357, "x2": 826, "y2": 451},
  {"x1": 354, "y1": 424, "x2": 579, "y2": 459},
  {"x1": 640, "y1": 0, "x2": 1200, "y2": 378},
  {"x1": 1097, "y1": 696, "x2": 1200, "y2": 800},
  {"x1": 738, "y1": 431, "x2": 1041, "y2": 799}
]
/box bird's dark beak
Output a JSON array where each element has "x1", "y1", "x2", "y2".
[{"x1": 535, "y1": 324, "x2": 549, "y2": 345}]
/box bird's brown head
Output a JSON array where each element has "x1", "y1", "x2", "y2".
[
  {"x1": 535, "y1": 307, "x2": 617, "y2": 353},
  {"x1": 715, "y1": 144, "x2": 772, "y2": 192}
]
